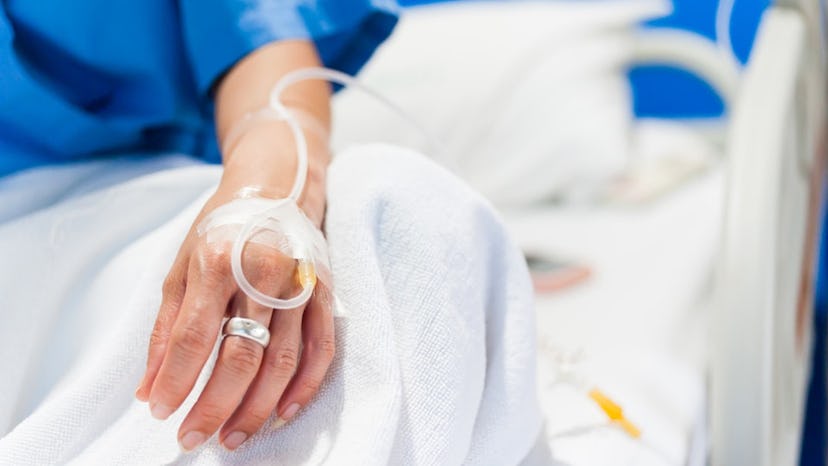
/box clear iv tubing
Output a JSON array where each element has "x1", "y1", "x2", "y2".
[
  {"x1": 229, "y1": 198, "x2": 319, "y2": 310},
  {"x1": 228, "y1": 88, "x2": 310, "y2": 309},
  {"x1": 267, "y1": 66, "x2": 442, "y2": 203},
  {"x1": 231, "y1": 67, "x2": 437, "y2": 309}
]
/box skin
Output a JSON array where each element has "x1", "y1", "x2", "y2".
[{"x1": 134, "y1": 40, "x2": 334, "y2": 453}]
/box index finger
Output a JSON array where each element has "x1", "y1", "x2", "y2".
[{"x1": 147, "y1": 248, "x2": 236, "y2": 420}]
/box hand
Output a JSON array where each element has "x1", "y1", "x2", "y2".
[{"x1": 135, "y1": 128, "x2": 334, "y2": 452}]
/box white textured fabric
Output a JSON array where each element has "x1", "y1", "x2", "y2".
[{"x1": 0, "y1": 145, "x2": 542, "y2": 465}]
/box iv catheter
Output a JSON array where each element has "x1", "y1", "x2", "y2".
[{"x1": 198, "y1": 67, "x2": 439, "y2": 311}]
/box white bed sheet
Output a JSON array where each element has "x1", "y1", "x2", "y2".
[{"x1": 505, "y1": 124, "x2": 725, "y2": 465}]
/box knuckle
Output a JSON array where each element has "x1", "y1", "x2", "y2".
[
  {"x1": 308, "y1": 336, "x2": 336, "y2": 361},
  {"x1": 246, "y1": 250, "x2": 289, "y2": 292},
  {"x1": 188, "y1": 297, "x2": 216, "y2": 318},
  {"x1": 265, "y1": 346, "x2": 299, "y2": 376},
  {"x1": 194, "y1": 400, "x2": 229, "y2": 427},
  {"x1": 150, "y1": 311, "x2": 177, "y2": 348},
  {"x1": 148, "y1": 326, "x2": 168, "y2": 351},
  {"x1": 161, "y1": 274, "x2": 181, "y2": 300},
  {"x1": 223, "y1": 338, "x2": 263, "y2": 375},
  {"x1": 198, "y1": 245, "x2": 232, "y2": 278},
  {"x1": 261, "y1": 256, "x2": 288, "y2": 283},
  {"x1": 297, "y1": 377, "x2": 322, "y2": 395},
  {"x1": 243, "y1": 408, "x2": 273, "y2": 428},
  {"x1": 155, "y1": 302, "x2": 177, "y2": 327},
  {"x1": 171, "y1": 325, "x2": 214, "y2": 357}
]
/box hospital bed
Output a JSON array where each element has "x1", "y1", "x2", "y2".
[
  {"x1": 712, "y1": 1, "x2": 827, "y2": 465},
  {"x1": 330, "y1": 1, "x2": 827, "y2": 464}
]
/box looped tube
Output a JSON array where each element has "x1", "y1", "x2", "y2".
[
  {"x1": 230, "y1": 203, "x2": 314, "y2": 309},
  {"x1": 198, "y1": 196, "x2": 331, "y2": 310},
  {"x1": 206, "y1": 67, "x2": 436, "y2": 311}
]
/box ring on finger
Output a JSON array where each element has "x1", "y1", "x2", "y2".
[{"x1": 222, "y1": 317, "x2": 271, "y2": 347}]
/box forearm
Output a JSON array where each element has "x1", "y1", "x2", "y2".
[{"x1": 213, "y1": 40, "x2": 331, "y2": 226}]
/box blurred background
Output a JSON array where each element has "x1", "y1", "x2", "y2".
[
  {"x1": 331, "y1": 1, "x2": 826, "y2": 465},
  {"x1": 399, "y1": 0, "x2": 770, "y2": 118}
]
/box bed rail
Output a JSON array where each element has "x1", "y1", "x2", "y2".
[{"x1": 711, "y1": 2, "x2": 827, "y2": 464}]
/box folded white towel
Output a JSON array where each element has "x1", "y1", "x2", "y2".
[{"x1": 0, "y1": 145, "x2": 542, "y2": 465}]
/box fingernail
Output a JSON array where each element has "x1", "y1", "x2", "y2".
[
  {"x1": 150, "y1": 402, "x2": 173, "y2": 420},
  {"x1": 179, "y1": 431, "x2": 207, "y2": 452},
  {"x1": 222, "y1": 431, "x2": 247, "y2": 451},
  {"x1": 135, "y1": 384, "x2": 147, "y2": 402},
  {"x1": 274, "y1": 403, "x2": 301, "y2": 428}
]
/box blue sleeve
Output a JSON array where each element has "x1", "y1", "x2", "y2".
[{"x1": 178, "y1": 0, "x2": 399, "y2": 96}]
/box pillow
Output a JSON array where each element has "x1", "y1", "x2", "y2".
[{"x1": 331, "y1": 0, "x2": 671, "y2": 206}]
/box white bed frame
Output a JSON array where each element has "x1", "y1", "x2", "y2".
[{"x1": 711, "y1": 1, "x2": 827, "y2": 464}]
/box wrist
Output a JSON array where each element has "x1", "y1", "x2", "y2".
[{"x1": 218, "y1": 121, "x2": 329, "y2": 227}]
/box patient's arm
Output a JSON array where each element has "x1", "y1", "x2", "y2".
[
  {"x1": 214, "y1": 40, "x2": 331, "y2": 227},
  {"x1": 135, "y1": 40, "x2": 336, "y2": 452}
]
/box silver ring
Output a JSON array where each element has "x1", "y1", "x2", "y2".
[{"x1": 223, "y1": 317, "x2": 271, "y2": 348}]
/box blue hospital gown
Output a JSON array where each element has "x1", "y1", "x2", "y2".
[{"x1": 0, "y1": 0, "x2": 398, "y2": 177}]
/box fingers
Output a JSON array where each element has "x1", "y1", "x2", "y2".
[
  {"x1": 274, "y1": 284, "x2": 335, "y2": 427},
  {"x1": 177, "y1": 302, "x2": 275, "y2": 452},
  {"x1": 215, "y1": 282, "x2": 331, "y2": 451},
  {"x1": 216, "y1": 305, "x2": 304, "y2": 451},
  {"x1": 147, "y1": 247, "x2": 236, "y2": 421},
  {"x1": 178, "y1": 245, "x2": 299, "y2": 452},
  {"x1": 144, "y1": 233, "x2": 328, "y2": 453},
  {"x1": 136, "y1": 260, "x2": 187, "y2": 401}
]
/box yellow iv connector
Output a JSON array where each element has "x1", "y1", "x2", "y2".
[
  {"x1": 296, "y1": 259, "x2": 317, "y2": 289},
  {"x1": 588, "y1": 388, "x2": 642, "y2": 438}
]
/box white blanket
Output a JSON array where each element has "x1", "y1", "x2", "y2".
[{"x1": 0, "y1": 145, "x2": 542, "y2": 465}]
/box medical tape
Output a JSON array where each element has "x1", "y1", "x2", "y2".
[
  {"x1": 197, "y1": 192, "x2": 333, "y2": 311},
  {"x1": 198, "y1": 67, "x2": 438, "y2": 313}
]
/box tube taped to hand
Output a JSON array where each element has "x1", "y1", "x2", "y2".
[
  {"x1": 197, "y1": 191, "x2": 333, "y2": 311},
  {"x1": 199, "y1": 67, "x2": 435, "y2": 314}
]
